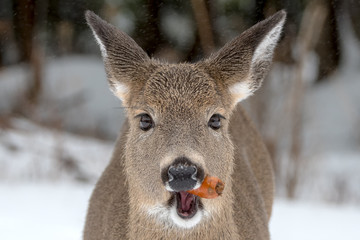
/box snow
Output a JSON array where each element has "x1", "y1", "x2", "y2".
[
  {"x1": 0, "y1": 118, "x2": 113, "y2": 182},
  {"x1": 270, "y1": 199, "x2": 360, "y2": 240},
  {"x1": 0, "y1": 183, "x2": 91, "y2": 240},
  {"x1": 0, "y1": 183, "x2": 359, "y2": 240}
]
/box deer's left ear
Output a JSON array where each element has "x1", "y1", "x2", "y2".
[{"x1": 202, "y1": 10, "x2": 286, "y2": 106}]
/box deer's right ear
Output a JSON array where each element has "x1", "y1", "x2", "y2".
[
  {"x1": 202, "y1": 10, "x2": 286, "y2": 108},
  {"x1": 85, "y1": 11, "x2": 150, "y2": 101}
]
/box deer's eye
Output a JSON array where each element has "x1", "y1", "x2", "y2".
[
  {"x1": 139, "y1": 114, "x2": 154, "y2": 131},
  {"x1": 208, "y1": 114, "x2": 223, "y2": 130}
]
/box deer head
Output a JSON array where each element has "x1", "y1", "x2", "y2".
[{"x1": 85, "y1": 10, "x2": 285, "y2": 229}]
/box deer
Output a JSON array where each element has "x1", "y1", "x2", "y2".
[{"x1": 84, "y1": 9, "x2": 286, "y2": 240}]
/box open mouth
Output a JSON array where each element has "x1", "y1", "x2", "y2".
[{"x1": 175, "y1": 191, "x2": 199, "y2": 219}]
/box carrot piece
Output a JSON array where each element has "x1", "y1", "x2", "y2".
[{"x1": 187, "y1": 175, "x2": 225, "y2": 199}]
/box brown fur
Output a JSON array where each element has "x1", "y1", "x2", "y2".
[{"x1": 84, "y1": 10, "x2": 286, "y2": 240}]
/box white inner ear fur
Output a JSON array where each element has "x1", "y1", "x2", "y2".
[
  {"x1": 230, "y1": 16, "x2": 285, "y2": 104},
  {"x1": 91, "y1": 30, "x2": 108, "y2": 58},
  {"x1": 252, "y1": 16, "x2": 285, "y2": 65},
  {"x1": 229, "y1": 80, "x2": 253, "y2": 104},
  {"x1": 110, "y1": 82, "x2": 129, "y2": 101},
  {"x1": 88, "y1": 31, "x2": 129, "y2": 101}
]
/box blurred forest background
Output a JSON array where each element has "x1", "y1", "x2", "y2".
[{"x1": 1, "y1": 0, "x2": 360, "y2": 207}]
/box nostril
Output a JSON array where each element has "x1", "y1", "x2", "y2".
[
  {"x1": 191, "y1": 168, "x2": 198, "y2": 181},
  {"x1": 168, "y1": 167, "x2": 174, "y2": 182},
  {"x1": 168, "y1": 168, "x2": 174, "y2": 182}
]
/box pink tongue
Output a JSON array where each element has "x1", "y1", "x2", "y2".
[{"x1": 179, "y1": 191, "x2": 194, "y2": 211}]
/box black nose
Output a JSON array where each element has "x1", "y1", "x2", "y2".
[
  {"x1": 162, "y1": 157, "x2": 204, "y2": 192},
  {"x1": 168, "y1": 164, "x2": 197, "y2": 191}
]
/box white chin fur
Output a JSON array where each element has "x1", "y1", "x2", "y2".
[
  {"x1": 169, "y1": 204, "x2": 203, "y2": 229},
  {"x1": 147, "y1": 204, "x2": 204, "y2": 229}
]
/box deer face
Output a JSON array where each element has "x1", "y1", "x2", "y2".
[
  {"x1": 123, "y1": 64, "x2": 234, "y2": 227},
  {"x1": 86, "y1": 10, "x2": 285, "y2": 229}
]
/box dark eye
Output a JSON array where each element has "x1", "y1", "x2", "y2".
[
  {"x1": 208, "y1": 114, "x2": 222, "y2": 130},
  {"x1": 139, "y1": 114, "x2": 154, "y2": 131}
]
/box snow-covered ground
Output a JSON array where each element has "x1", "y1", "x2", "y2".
[
  {"x1": 0, "y1": 183, "x2": 91, "y2": 240},
  {"x1": 270, "y1": 199, "x2": 360, "y2": 240},
  {"x1": 0, "y1": 118, "x2": 113, "y2": 183},
  {"x1": 0, "y1": 182, "x2": 359, "y2": 240}
]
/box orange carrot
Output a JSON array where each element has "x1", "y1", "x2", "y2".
[{"x1": 187, "y1": 175, "x2": 225, "y2": 199}]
